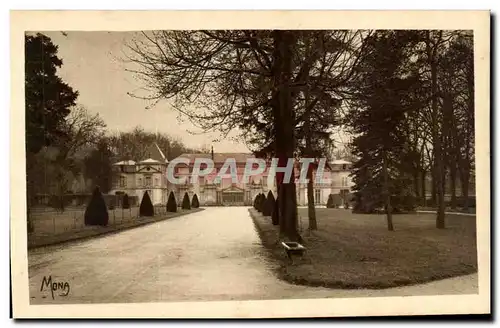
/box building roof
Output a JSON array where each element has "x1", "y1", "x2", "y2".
[
  {"x1": 113, "y1": 160, "x2": 136, "y2": 166},
  {"x1": 176, "y1": 152, "x2": 255, "y2": 164},
  {"x1": 139, "y1": 142, "x2": 168, "y2": 163},
  {"x1": 139, "y1": 158, "x2": 161, "y2": 164}
]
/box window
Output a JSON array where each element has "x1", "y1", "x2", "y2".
[
  {"x1": 145, "y1": 176, "x2": 152, "y2": 187},
  {"x1": 342, "y1": 177, "x2": 349, "y2": 187},
  {"x1": 138, "y1": 177, "x2": 142, "y2": 187},
  {"x1": 155, "y1": 178, "x2": 159, "y2": 187},
  {"x1": 342, "y1": 164, "x2": 347, "y2": 170},
  {"x1": 199, "y1": 176, "x2": 205, "y2": 185},
  {"x1": 315, "y1": 189, "x2": 321, "y2": 204},
  {"x1": 262, "y1": 176, "x2": 267, "y2": 187},
  {"x1": 119, "y1": 176, "x2": 126, "y2": 188}
]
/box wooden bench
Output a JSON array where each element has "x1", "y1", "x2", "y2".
[{"x1": 281, "y1": 242, "x2": 306, "y2": 263}]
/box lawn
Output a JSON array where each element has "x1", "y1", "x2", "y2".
[{"x1": 250, "y1": 207, "x2": 477, "y2": 289}]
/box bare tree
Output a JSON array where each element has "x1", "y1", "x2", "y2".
[
  {"x1": 51, "y1": 105, "x2": 106, "y2": 211},
  {"x1": 125, "y1": 30, "x2": 367, "y2": 237}
]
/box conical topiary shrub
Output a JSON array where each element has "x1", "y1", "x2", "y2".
[
  {"x1": 253, "y1": 195, "x2": 259, "y2": 209},
  {"x1": 263, "y1": 191, "x2": 275, "y2": 217},
  {"x1": 139, "y1": 191, "x2": 154, "y2": 217},
  {"x1": 84, "y1": 186, "x2": 109, "y2": 226},
  {"x1": 122, "y1": 193, "x2": 130, "y2": 209},
  {"x1": 191, "y1": 194, "x2": 200, "y2": 208},
  {"x1": 182, "y1": 192, "x2": 191, "y2": 210},
  {"x1": 258, "y1": 193, "x2": 266, "y2": 212},
  {"x1": 166, "y1": 191, "x2": 177, "y2": 212},
  {"x1": 255, "y1": 194, "x2": 262, "y2": 212},
  {"x1": 272, "y1": 195, "x2": 279, "y2": 225}
]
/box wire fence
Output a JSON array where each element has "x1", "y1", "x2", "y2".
[{"x1": 29, "y1": 205, "x2": 169, "y2": 236}]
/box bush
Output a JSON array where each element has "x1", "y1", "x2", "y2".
[
  {"x1": 343, "y1": 192, "x2": 354, "y2": 209},
  {"x1": 390, "y1": 193, "x2": 417, "y2": 213},
  {"x1": 139, "y1": 191, "x2": 154, "y2": 217},
  {"x1": 166, "y1": 191, "x2": 177, "y2": 212},
  {"x1": 326, "y1": 194, "x2": 334, "y2": 208},
  {"x1": 122, "y1": 193, "x2": 130, "y2": 209},
  {"x1": 48, "y1": 194, "x2": 69, "y2": 211},
  {"x1": 191, "y1": 194, "x2": 200, "y2": 208},
  {"x1": 182, "y1": 192, "x2": 191, "y2": 210},
  {"x1": 84, "y1": 186, "x2": 109, "y2": 226},
  {"x1": 263, "y1": 191, "x2": 275, "y2": 217},
  {"x1": 332, "y1": 194, "x2": 343, "y2": 208}
]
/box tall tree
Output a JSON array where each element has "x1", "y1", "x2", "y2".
[
  {"x1": 347, "y1": 30, "x2": 421, "y2": 230},
  {"x1": 438, "y1": 35, "x2": 474, "y2": 211},
  {"x1": 25, "y1": 33, "x2": 79, "y2": 231},
  {"x1": 84, "y1": 137, "x2": 113, "y2": 193},
  {"x1": 25, "y1": 33, "x2": 79, "y2": 154},
  {"x1": 51, "y1": 105, "x2": 106, "y2": 208}
]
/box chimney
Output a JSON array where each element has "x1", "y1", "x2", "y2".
[{"x1": 211, "y1": 146, "x2": 214, "y2": 161}]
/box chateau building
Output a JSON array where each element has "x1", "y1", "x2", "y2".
[
  {"x1": 170, "y1": 152, "x2": 354, "y2": 207},
  {"x1": 296, "y1": 159, "x2": 354, "y2": 206},
  {"x1": 109, "y1": 143, "x2": 169, "y2": 205},
  {"x1": 109, "y1": 143, "x2": 355, "y2": 207}
]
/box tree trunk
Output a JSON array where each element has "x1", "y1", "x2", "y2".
[
  {"x1": 413, "y1": 170, "x2": 420, "y2": 199},
  {"x1": 304, "y1": 90, "x2": 317, "y2": 230},
  {"x1": 431, "y1": 168, "x2": 437, "y2": 205},
  {"x1": 306, "y1": 167, "x2": 317, "y2": 230},
  {"x1": 449, "y1": 163, "x2": 457, "y2": 210},
  {"x1": 421, "y1": 169, "x2": 427, "y2": 206},
  {"x1": 460, "y1": 166, "x2": 471, "y2": 211},
  {"x1": 272, "y1": 30, "x2": 301, "y2": 242},
  {"x1": 383, "y1": 151, "x2": 394, "y2": 231},
  {"x1": 427, "y1": 31, "x2": 445, "y2": 229}
]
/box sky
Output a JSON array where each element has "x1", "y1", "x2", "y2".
[{"x1": 39, "y1": 31, "x2": 250, "y2": 153}]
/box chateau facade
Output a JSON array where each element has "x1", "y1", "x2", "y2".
[
  {"x1": 109, "y1": 143, "x2": 354, "y2": 207},
  {"x1": 170, "y1": 153, "x2": 354, "y2": 207},
  {"x1": 109, "y1": 143, "x2": 169, "y2": 205}
]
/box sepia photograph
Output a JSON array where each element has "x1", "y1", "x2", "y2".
[{"x1": 10, "y1": 10, "x2": 490, "y2": 318}]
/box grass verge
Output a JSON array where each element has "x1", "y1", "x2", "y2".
[
  {"x1": 28, "y1": 208, "x2": 205, "y2": 250},
  {"x1": 249, "y1": 207, "x2": 477, "y2": 289}
]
